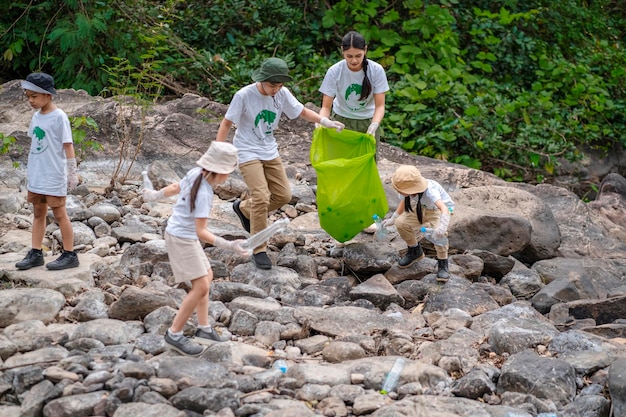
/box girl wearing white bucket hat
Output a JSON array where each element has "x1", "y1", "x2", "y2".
[
  {"x1": 142, "y1": 141, "x2": 250, "y2": 355},
  {"x1": 383, "y1": 165, "x2": 455, "y2": 281}
]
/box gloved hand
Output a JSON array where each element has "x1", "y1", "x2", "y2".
[
  {"x1": 214, "y1": 237, "x2": 251, "y2": 257},
  {"x1": 67, "y1": 158, "x2": 79, "y2": 191},
  {"x1": 434, "y1": 212, "x2": 450, "y2": 239},
  {"x1": 142, "y1": 188, "x2": 166, "y2": 202},
  {"x1": 320, "y1": 117, "x2": 345, "y2": 132},
  {"x1": 366, "y1": 122, "x2": 379, "y2": 136},
  {"x1": 381, "y1": 212, "x2": 399, "y2": 229}
]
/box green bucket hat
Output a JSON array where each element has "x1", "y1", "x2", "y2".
[{"x1": 252, "y1": 58, "x2": 293, "y2": 83}]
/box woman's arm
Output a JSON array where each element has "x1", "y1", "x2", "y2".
[
  {"x1": 371, "y1": 92, "x2": 386, "y2": 125},
  {"x1": 319, "y1": 94, "x2": 334, "y2": 119}
]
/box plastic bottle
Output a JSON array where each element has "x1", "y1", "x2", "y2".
[
  {"x1": 372, "y1": 214, "x2": 387, "y2": 240},
  {"x1": 241, "y1": 218, "x2": 290, "y2": 250},
  {"x1": 273, "y1": 359, "x2": 288, "y2": 374},
  {"x1": 141, "y1": 171, "x2": 154, "y2": 190},
  {"x1": 380, "y1": 357, "x2": 405, "y2": 394},
  {"x1": 420, "y1": 226, "x2": 449, "y2": 246}
]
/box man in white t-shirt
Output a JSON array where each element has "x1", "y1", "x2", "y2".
[{"x1": 216, "y1": 58, "x2": 344, "y2": 270}]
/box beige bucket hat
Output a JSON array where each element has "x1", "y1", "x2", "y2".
[
  {"x1": 196, "y1": 141, "x2": 239, "y2": 174},
  {"x1": 391, "y1": 165, "x2": 428, "y2": 195}
]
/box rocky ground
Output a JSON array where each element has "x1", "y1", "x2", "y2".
[{"x1": 1, "y1": 82, "x2": 626, "y2": 417}]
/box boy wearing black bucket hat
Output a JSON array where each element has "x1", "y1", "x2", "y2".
[
  {"x1": 16, "y1": 72, "x2": 80, "y2": 271},
  {"x1": 215, "y1": 57, "x2": 345, "y2": 270}
]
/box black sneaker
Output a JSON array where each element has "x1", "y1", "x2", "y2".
[
  {"x1": 253, "y1": 251, "x2": 272, "y2": 270},
  {"x1": 398, "y1": 244, "x2": 424, "y2": 268},
  {"x1": 46, "y1": 251, "x2": 79, "y2": 270},
  {"x1": 15, "y1": 248, "x2": 44, "y2": 270},
  {"x1": 233, "y1": 199, "x2": 251, "y2": 232},
  {"x1": 194, "y1": 328, "x2": 228, "y2": 345},
  {"x1": 164, "y1": 331, "x2": 205, "y2": 356}
]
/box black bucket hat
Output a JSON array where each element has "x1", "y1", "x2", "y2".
[
  {"x1": 251, "y1": 58, "x2": 293, "y2": 83},
  {"x1": 21, "y1": 72, "x2": 57, "y2": 96}
]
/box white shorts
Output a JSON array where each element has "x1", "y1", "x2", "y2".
[{"x1": 164, "y1": 231, "x2": 211, "y2": 283}]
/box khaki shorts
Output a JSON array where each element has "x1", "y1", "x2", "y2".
[
  {"x1": 164, "y1": 231, "x2": 211, "y2": 283},
  {"x1": 27, "y1": 191, "x2": 66, "y2": 208}
]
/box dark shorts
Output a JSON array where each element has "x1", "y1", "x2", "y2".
[{"x1": 27, "y1": 191, "x2": 66, "y2": 208}]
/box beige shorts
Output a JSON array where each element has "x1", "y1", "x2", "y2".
[
  {"x1": 27, "y1": 191, "x2": 66, "y2": 208},
  {"x1": 164, "y1": 231, "x2": 211, "y2": 283}
]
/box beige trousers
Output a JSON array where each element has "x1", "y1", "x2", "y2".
[
  {"x1": 395, "y1": 203, "x2": 449, "y2": 259},
  {"x1": 238, "y1": 157, "x2": 291, "y2": 253}
]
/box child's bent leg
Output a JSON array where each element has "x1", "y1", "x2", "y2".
[
  {"x1": 195, "y1": 270, "x2": 213, "y2": 327},
  {"x1": 170, "y1": 275, "x2": 210, "y2": 333}
]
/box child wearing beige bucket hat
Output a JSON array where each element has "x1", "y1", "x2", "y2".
[
  {"x1": 382, "y1": 165, "x2": 455, "y2": 281},
  {"x1": 215, "y1": 57, "x2": 345, "y2": 270},
  {"x1": 142, "y1": 141, "x2": 250, "y2": 355}
]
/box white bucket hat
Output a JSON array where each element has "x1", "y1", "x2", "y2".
[
  {"x1": 196, "y1": 141, "x2": 239, "y2": 174},
  {"x1": 391, "y1": 165, "x2": 428, "y2": 195}
]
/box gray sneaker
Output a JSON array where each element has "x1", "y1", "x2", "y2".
[
  {"x1": 164, "y1": 331, "x2": 205, "y2": 356},
  {"x1": 194, "y1": 328, "x2": 228, "y2": 345}
]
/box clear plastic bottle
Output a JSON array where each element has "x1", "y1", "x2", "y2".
[
  {"x1": 372, "y1": 214, "x2": 387, "y2": 240},
  {"x1": 380, "y1": 357, "x2": 405, "y2": 394},
  {"x1": 141, "y1": 171, "x2": 154, "y2": 190},
  {"x1": 420, "y1": 226, "x2": 449, "y2": 246},
  {"x1": 273, "y1": 359, "x2": 288, "y2": 374},
  {"x1": 241, "y1": 218, "x2": 290, "y2": 250}
]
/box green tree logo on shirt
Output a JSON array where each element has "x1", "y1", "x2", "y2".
[
  {"x1": 33, "y1": 126, "x2": 46, "y2": 152},
  {"x1": 253, "y1": 109, "x2": 277, "y2": 139},
  {"x1": 345, "y1": 84, "x2": 367, "y2": 111}
]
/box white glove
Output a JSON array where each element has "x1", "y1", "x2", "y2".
[
  {"x1": 381, "y1": 212, "x2": 399, "y2": 228},
  {"x1": 214, "y1": 237, "x2": 251, "y2": 257},
  {"x1": 142, "y1": 188, "x2": 166, "y2": 202},
  {"x1": 366, "y1": 122, "x2": 379, "y2": 136},
  {"x1": 67, "y1": 158, "x2": 79, "y2": 190},
  {"x1": 434, "y1": 213, "x2": 450, "y2": 239},
  {"x1": 320, "y1": 117, "x2": 345, "y2": 132}
]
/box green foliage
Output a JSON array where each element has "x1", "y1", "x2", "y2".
[
  {"x1": 102, "y1": 56, "x2": 164, "y2": 191},
  {"x1": 69, "y1": 116, "x2": 101, "y2": 163},
  {"x1": 324, "y1": 0, "x2": 626, "y2": 182},
  {"x1": 0, "y1": 132, "x2": 19, "y2": 168},
  {"x1": 2, "y1": 0, "x2": 626, "y2": 185}
]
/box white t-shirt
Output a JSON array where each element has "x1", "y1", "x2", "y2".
[
  {"x1": 410, "y1": 179, "x2": 455, "y2": 212},
  {"x1": 26, "y1": 108, "x2": 73, "y2": 197},
  {"x1": 319, "y1": 59, "x2": 389, "y2": 120},
  {"x1": 166, "y1": 167, "x2": 214, "y2": 240},
  {"x1": 225, "y1": 83, "x2": 304, "y2": 164}
]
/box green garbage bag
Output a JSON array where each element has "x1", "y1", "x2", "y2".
[{"x1": 310, "y1": 127, "x2": 388, "y2": 242}]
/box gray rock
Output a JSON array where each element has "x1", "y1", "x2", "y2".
[
  {"x1": 0, "y1": 289, "x2": 65, "y2": 327},
  {"x1": 497, "y1": 351, "x2": 576, "y2": 407},
  {"x1": 488, "y1": 316, "x2": 559, "y2": 355},
  {"x1": 349, "y1": 273, "x2": 405, "y2": 309},
  {"x1": 609, "y1": 358, "x2": 626, "y2": 417}
]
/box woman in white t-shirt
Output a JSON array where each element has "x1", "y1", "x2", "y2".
[
  {"x1": 319, "y1": 31, "x2": 390, "y2": 150},
  {"x1": 215, "y1": 58, "x2": 344, "y2": 270},
  {"x1": 142, "y1": 141, "x2": 249, "y2": 356}
]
